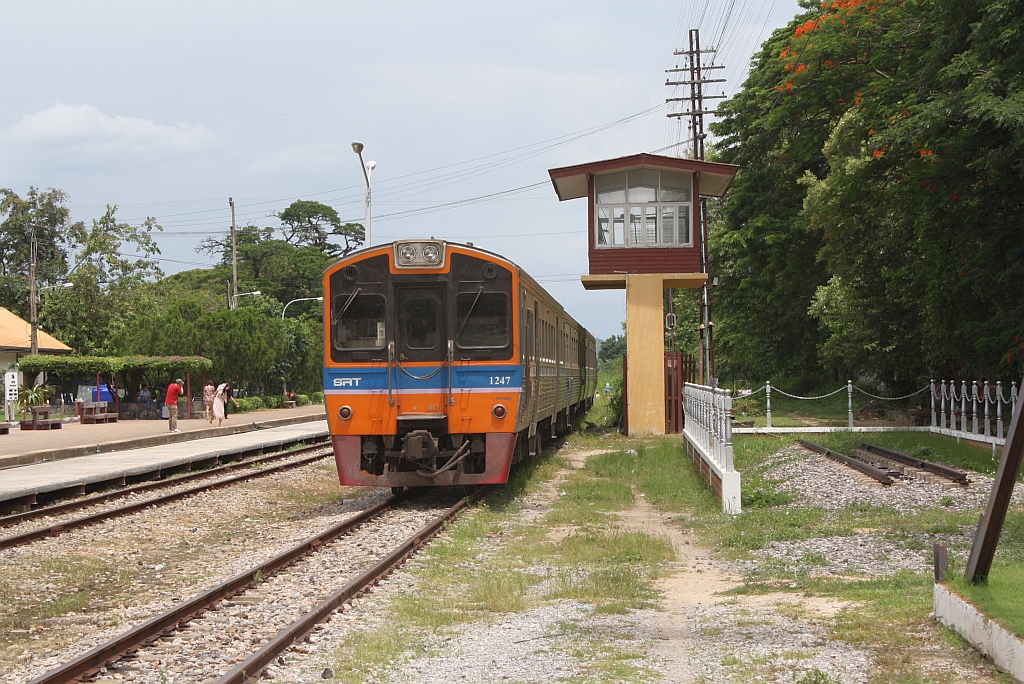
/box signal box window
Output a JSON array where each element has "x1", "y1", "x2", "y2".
[
  {"x1": 332, "y1": 293, "x2": 386, "y2": 350},
  {"x1": 594, "y1": 169, "x2": 692, "y2": 248},
  {"x1": 456, "y1": 292, "x2": 509, "y2": 348}
]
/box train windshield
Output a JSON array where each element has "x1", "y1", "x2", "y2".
[
  {"x1": 398, "y1": 287, "x2": 444, "y2": 351},
  {"x1": 332, "y1": 293, "x2": 386, "y2": 350},
  {"x1": 456, "y1": 292, "x2": 509, "y2": 348}
]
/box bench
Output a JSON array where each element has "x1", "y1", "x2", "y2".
[
  {"x1": 19, "y1": 405, "x2": 63, "y2": 430},
  {"x1": 284, "y1": 400, "x2": 297, "y2": 409},
  {"x1": 81, "y1": 401, "x2": 118, "y2": 425},
  {"x1": 0, "y1": 422, "x2": 12, "y2": 435}
]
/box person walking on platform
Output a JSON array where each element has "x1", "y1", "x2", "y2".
[
  {"x1": 212, "y1": 381, "x2": 239, "y2": 427},
  {"x1": 165, "y1": 378, "x2": 184, "y2": 433},
  {"x1": 202, "y1": 380, "x2": 215, "y2": 421}
]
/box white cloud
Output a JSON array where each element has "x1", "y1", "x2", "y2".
[{"x1": 0, "y1": 103, "x2": 219, "y2": 171}]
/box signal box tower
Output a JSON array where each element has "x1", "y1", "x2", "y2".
[{"x1": 547, "y1": 153, "x2": 738, "y2": 435}]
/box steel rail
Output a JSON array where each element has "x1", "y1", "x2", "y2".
[
  {"x1": 0, "y1": 447, "x2": 331, "y2": 550},
  {"x1": 1, "y1": 438, "x2": 330, "y2": 528},
  {"x1": 859, "y1": 442, "x2": 970, "y2": 485},
  {"x1": 27, "y1": 496, "x2": 398, "y2": 684},
  {"x1": 799, "y1": 439, "x2": 893, "y2": 485},
  {"x1": 221, "y1": 492, "x2": 475, "y2": 684}
]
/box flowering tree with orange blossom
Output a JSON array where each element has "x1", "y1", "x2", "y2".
[{"x1": 710, "y1": 0, "x2": 1024, "y2": 388}]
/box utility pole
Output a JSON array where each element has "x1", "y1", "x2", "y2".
[
  {"x1": 666, "y1": 28, "x2": 725, "y2": 385},
  {"x1": 29, "y1": 223, "x2": 38, "y2": 355},
  {"x1": 229, "y1": 197, "x2": 237, "y2": 309}
]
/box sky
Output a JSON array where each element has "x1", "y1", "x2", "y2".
[{"x1": 0, "y1": 0, "x2": 802, "y2": 340}]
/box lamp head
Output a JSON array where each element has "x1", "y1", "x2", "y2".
[
  {"x1": 351, "y1": 142, "x2": 364, "y2": 154},
  {"x1": 366, "y1": 160, "x2": 376, "y2": 171},
  {"x1": 252, "y1": 291, "x2": 261, "y2": 296}
]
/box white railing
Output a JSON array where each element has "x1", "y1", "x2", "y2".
[
  {"x1": 683, "y1": 382, "x2": 741, "y2": 513},
  {"x1": 932, "y1": 380, "x2": 1017, "y2": 441},
  {"x1": 732, "y1": 378, "x2": 1017, "y2": 450}
]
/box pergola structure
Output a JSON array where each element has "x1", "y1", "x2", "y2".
[{"x1": 548, "y1": 153, "x2": 739, "y2": 435}]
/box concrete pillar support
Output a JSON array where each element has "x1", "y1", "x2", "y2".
[
  {"x1": 626, "y1": 274, "x2": 667, "y2": 436},
  {"x1": 583, "y1": 272, "x2": 707, "y2": 437}
]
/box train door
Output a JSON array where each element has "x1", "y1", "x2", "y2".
[
  {"x1": 524, "y1": 306, "x2": 534, "y2": 420},
  {"x1": 394, "y1": 286, "x2": 448, "y2": 415}
]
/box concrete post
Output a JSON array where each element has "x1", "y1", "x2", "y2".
[
  {"x1": 765, "y1": 381, "x2": 772, "y2": 428},
  {"x1": 931, "y1": 379, "x2": 936, "y2": 427},
  {"x1": 847, "y1": 380, "x2": 854, "y2": 429}
]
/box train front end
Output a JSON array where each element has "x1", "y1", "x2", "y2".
[{"x1": 323, "y1": 241, "x2": 521, "y2": 487}]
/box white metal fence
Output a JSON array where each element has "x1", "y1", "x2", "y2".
[
  {"x1": 732, "y1": 378, "x2": 1018, "y2": 449},
  {"x1": 683, "y1": 382, "x2": 741, "y2": 513}
]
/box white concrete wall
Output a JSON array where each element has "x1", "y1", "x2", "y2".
[{"x1": 934, "y1": 583, "x2": 1024, "y2": 682}]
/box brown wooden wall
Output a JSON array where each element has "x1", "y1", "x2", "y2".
[{"x1": 588, "y1": 247, "x2": 702, "y2": 275}]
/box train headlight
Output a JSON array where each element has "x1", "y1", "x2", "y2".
[
  {"x1": 393, "y1": 240, "x2": 446, "y2": 268},
  {"x1": 492, "y1": 404, "x2": 507, "y2": 419},
  {"x1": 399, "y1": 245, "x2": 417, "y2": 263},
  {"x1": 339, "y1": 406, "x2": 353, "y2": 420}
]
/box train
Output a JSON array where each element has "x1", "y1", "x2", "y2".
[{"x1": 322, "y1": 239, "x2": 597, "y2": 489}]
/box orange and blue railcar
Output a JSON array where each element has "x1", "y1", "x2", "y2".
[{"x1": 323, "y1": 240, "x2": 597, "y2": 489}]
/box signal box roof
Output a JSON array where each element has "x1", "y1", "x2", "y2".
[{"x1": 548, "y1": 152, "x2": 739, "y2": 201}]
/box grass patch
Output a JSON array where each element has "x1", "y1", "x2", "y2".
[{"x1": 946, "y1": 508, "x2": 1024, "y2": 637}]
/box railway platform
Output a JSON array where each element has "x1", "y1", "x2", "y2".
[
  {"x1": 0, "y1": 416, "x2": 330, "y2": 510},
  {"x1": 0, "y1": 404, "x2": 326, "y2": 469}
]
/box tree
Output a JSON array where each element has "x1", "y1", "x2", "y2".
[
  {"x1": 709, "y1": 0, "x2": 1024, "y2": 384},
  {"x1": 277, "y1": 200, "x2": 364, "y2": 256},
  {"x1": 598, "y1": 334, "x2": 626, "y2": 365},
  {"x1": 0, "y1": 187, "x2": 85, "y2": 319},
  {"x1": 41, "y1": 205, "x2": 163, "y2": 354}
]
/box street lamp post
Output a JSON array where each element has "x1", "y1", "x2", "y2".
[
  {"x1": 281, "y1": 296, "x2": 323, "y2": 320},
  {"x1": 351, "y1": 142, "x2": 376, "y2": 247},
  {"x1": 280, "y1": 296, "x2": 322, "y2": 396},
  {"x1": 231, "y1": 290, "x2": 261, "y2": 309}
]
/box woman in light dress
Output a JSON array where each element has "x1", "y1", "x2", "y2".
[{"x1": 211, "y1": 381, "x2": 239, "y2": 427}]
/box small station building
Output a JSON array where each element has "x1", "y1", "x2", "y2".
[{"x1": 548, "y1": 153, "x2": 738, "y2": 436}]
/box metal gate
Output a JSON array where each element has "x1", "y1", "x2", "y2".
[
  {"x1": 665, "y1": 352, "x2": 696, "y2": 433},
  {"x1": 619, "y1": 352, "x2": 696, "y2": 434}
]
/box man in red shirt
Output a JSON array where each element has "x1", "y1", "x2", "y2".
[{"x1": 165, "y1": 378, "x2": 184, "y2": 433}]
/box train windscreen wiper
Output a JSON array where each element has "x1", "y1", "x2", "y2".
[
  {"x1": 332, "y1": 287, "x2": 362, "y2": 325},
  {"x1": 456, "y1": 286, "x2": 484, "y2": 339}
]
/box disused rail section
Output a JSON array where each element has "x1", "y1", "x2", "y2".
[
  {"x1": 859, "y1": 442, "x2": 970, "y2": 485},
  {"x1": 220, "y1": 493, "x2": 475, "y2": 684},
  {"x1": 0, "y1": 444, "x2": 331, "y2": 550},
  {"x1": 27, "y1": 496, "x2": 401, "y2": 684},
  {"x1": 798, "y1": 439, "x2": 893, "y2": 485}
]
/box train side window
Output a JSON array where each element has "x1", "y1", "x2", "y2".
[{"x1": 332, "y1": 293, "x2": 386, "y2": 350}]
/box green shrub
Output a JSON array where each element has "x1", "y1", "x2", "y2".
[
  {"x1": 295, "y1": 394, "x2": 311, "y2": 406},
  {"x1": 311, "y1": 391, "x2": 325, "y2": 404},
  {"x1": 235, "y1": 396, "x2": 265, "y2": 412}
]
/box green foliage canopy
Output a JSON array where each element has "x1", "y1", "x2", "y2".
[{"x1": 710, "y1": 0, "x2": 1024, "y2": 385}]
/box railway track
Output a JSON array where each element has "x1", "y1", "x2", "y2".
[
  {"x1": 0, "y1": 441, "x2": 332, "y2": 550},
  {"x1": 27, "y1": 490, "x2": 475, "y2": 684},
  {"x1": 799, "y1": 439, "x2": 971, "y2": 487}
]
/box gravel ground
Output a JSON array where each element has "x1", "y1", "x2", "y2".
[
  {"x1": 102, "y1": 500, "x2": 453, "y2": 683},
  {"x1": 764, "y1": 444, "x2": 1024, "y2": 513},
  {"x1": 0, "y1": 460, "x2": 391, "y2": 683},
  {"x1": 0, "y1": 447, "x2": 333, "y2": 541}
]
